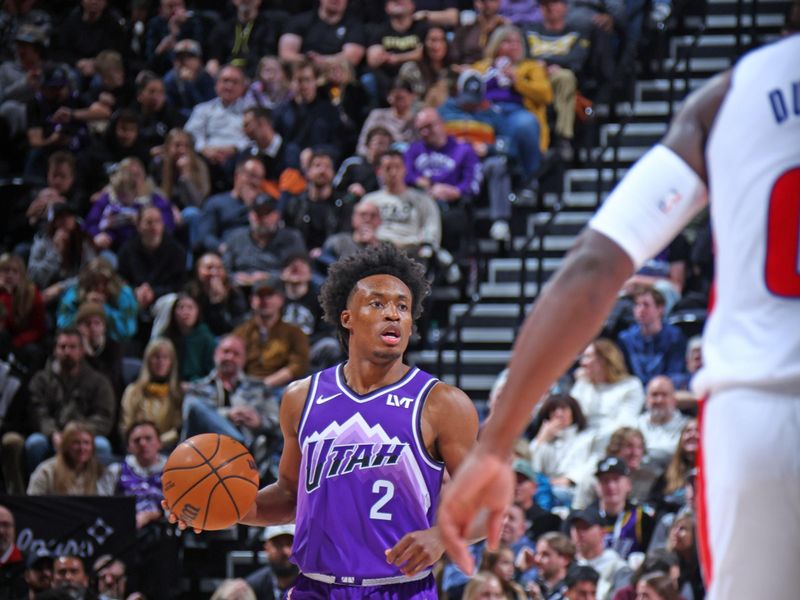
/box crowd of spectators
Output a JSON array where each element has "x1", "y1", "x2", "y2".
[{"x1": 0, "y1": 0, "x2": 707, "y2": 598}]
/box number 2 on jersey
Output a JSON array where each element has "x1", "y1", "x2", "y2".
[
  {"x1": 765, "y1": 167, "x2": 800, "y2": 297},
  {"x1": 370, "y1": 480, "x2": 394, "y2": 521}
]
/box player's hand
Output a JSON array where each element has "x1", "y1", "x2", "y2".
[
  {"x1": 385, "y1": 526, "x2": 444, "y2": 577},
  {"x1": 161, "y1": 499, "x2": 203, "y2": 534},
  {"x1": 437, "y1": 446, "x2": 514, "y2": 574}
]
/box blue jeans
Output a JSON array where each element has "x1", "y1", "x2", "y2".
[
  {"x1": 25, "y1": 432, "x2": 113, "y2": 474},
  {"x1": 181, "y1": 206, "x2": 202, "y2": 261},
  {"x1": 181, "y1": 396, "x2": 245, "y2": 443},
  {"x1": 495, "y1": 102, "x2": 542, "y2": 179}
]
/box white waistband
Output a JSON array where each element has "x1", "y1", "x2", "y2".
[{"x1": 302, "y1": 569, "x2": 432, "y2": 587}]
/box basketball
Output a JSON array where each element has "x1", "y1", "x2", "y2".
[{"x1": 162, "y1": 434, "x2": 260, "y2": 530}]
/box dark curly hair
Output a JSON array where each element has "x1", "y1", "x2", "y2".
[{"x1": 319, "y1": 244, "x2": 430, "y2": 349}]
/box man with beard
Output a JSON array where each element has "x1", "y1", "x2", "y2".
[
  {"x1": 51, "y1": 555, "x2": 97, "y2": 600},
  {"x1": 22, "y1": 548, "x2": 54, "y2": 600},
  {"x1": 75, "y1": 302, "x2": 124, "y2": 400},
  {"x1": 245, "y1": 524, "x2": 299, "y2": 600},
  {"x1": 23, "y1": 328, "x2": 115, "y2": 474},
  {"x1": 222, "y1": 194, "x2": 307, "y2": 288},
  {"x1": 92, "y1": 556, "x2": 127, "y2": 600},
  {"x1": 232, "y1": 276, "x2": 309, "y2": 390}
]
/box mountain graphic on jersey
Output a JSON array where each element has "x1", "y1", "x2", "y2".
[{"x1": 300, "y1": 412, "x2": 431, "y2": 512}]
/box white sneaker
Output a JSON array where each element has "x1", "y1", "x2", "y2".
[{"x1": 490, "y1": 220, "x2": 511, "y2": 242}]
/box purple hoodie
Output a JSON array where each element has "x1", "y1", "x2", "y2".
[
  {"x1": 84, "y1": 192, "x2": 176, "y2": 250},
  {"x1": 500, "y1": 0, "x2": 542, "y2": 24},
  {"x1": 404, "y1": 136, "x2": 482, "y2": 199}
]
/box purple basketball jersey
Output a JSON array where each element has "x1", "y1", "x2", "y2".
[{"x1": 293, "y1": 364, "x2": 444, "y2": 580}]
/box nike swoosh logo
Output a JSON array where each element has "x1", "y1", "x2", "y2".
[{"x1": 316, "y1": 392, "x2": 341, "y2": 405}]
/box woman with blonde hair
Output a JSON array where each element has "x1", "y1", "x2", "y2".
[
  {"x1": 570, "y1": 338, "x2": 646, "y2": 441},
  {"x1": 0, "y1": 252, "x2": 46, "y2": 368},
  {"x1": 463, "y1": 571, "x2": 505, "y2": 600},
  {"x1": 651, "y1": 419, "x2": 699, "y2": 511},
  {"x1": 27, "y1": 421, "x2": 116, "y2": 496},
  {"x1": 210, "y1": 578, "x2": 257, "y2": 600},
  {"x1": 84, "y1": 156, "x2": 177, "y2": 253},
  {"x1": 120, "y1": 338, "x2": 183, "y2": 449},
  {"x1": 57, "y1": 257, "x2": 138, "y2": 341},
  {"x1": 472, "y1": 25, "x2": 553, "y2": 180}
]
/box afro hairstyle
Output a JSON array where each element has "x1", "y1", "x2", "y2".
[{"x1": 319, "y1": 243, "x2": 430, "y2": 349}]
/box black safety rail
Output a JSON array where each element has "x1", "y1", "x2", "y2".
[{"x1": 432, "y1": 4, "x2": 716, "y2": 389}]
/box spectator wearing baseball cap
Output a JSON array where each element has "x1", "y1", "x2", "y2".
[
  {"x1": 585, "y1": 456, "x2": 656, "y2": 560},
  {"x1": 163, "y1": 39, "x2": 216, "y2": 120},
  {"x1": 144, "y1": 1, "x2": 204, "y2": 75},
  {"x1": 512, "y1": 459, "x2": 563, "y2": 540},
  {"x1": 245, "y1": 524, "x2": 299, "y2": 600},
  {"x1": 24, "y1": 547, "x2": 54, "y2": 598},
  {"x1": 75, "y1": 301, "x2": 125, "y2": 399},
  {"x1": 25, "y1": 62, "x2": 93, "y2": 180},
  {"x1": 438, "y1": 69, "x2": 515, "y2": 243},
  {"x1": 233, "y1": 270, "x2": 310, "y2": 390},
  {"x1": 568, "y1": 506, "x2": 632, "y2": 599},
  {"x1": 0, "y1": 24, "x2": 48, "y2": 137},
  {"x1": 222, "y1": 193, "x2": 307, "y2": 290}
]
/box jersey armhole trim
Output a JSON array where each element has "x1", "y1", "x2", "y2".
[
  {"x1": 412, "y1": 379, "x2": 446, "y2": 471},
  {"x1": 297, "y1": 371, "x2": 322, "y2": 443}
]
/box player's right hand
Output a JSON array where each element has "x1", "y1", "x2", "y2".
[
  {"x1": 437, "y1": 446, "x2": 514, "y2": 574},
  {"x1": 161, "y1": 499, "x2": 203, "y2": 534}
]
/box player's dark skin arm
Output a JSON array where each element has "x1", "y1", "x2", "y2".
[
  {"x1": 385, "y1": 381, "x2": 480, "y2": 576},
  {"x1": 438, "y1": 70, "x2": 732, "y2": 573},
  {"x1": 163, "y1": 379, "x2": 307, "y2": 531},
  {"x1": 238, "y1": 378, "x2": 310, "y2": 526}
]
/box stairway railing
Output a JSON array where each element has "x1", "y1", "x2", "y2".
[{"x1": 432, "y1": 4, "x2": 711, "y2": 388}]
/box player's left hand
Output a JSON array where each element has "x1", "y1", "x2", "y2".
[
  {"x1": 161, "y1": 499, "x2": 203, "y2": 534},
  {"x1": 385, "y1": 527, "x2": 444, "y2": 577}
]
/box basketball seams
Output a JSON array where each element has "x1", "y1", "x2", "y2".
[
  {"x1": 163, "y1": 434, "x2": 259, "y2": 530},
  {"x1": 167, "y1": 449, "x2": 254, "y2": 507}
]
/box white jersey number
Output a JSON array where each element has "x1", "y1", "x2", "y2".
[
  {"x1": 369, "y1": 480, "x2": 395, "y2": 521},
  {"x1": 765, "y1": 167, "x2": 800, "y2": 297}
]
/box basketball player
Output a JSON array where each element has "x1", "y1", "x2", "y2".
[
  {"x1": 438, "y1": 9, "x2": 800, "y2": 599},
  {"x1": 168, "y1": 244, "x2": 479, "y2": 598}
]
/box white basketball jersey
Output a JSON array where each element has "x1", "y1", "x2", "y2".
[{"x1": 693, "y1": 34, "x2": 800, "y2": 395}]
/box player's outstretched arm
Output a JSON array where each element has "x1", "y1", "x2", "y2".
[
  {"x1": 439, "y1": 69, "x2": 732, "y2": 573},
  {"x1": 387, "y1": 383, "x2": 480, "y2": 576},
  {"x1": 439, "y1": 230, "x2": 634, "y2": 571},
  {"x1": 238, "y1": 378, "x2": 309, "y2": 527}
]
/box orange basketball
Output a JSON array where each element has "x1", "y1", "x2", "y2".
[{"x1": 162, "y1": 434, "x2": 260, "y2": 530}]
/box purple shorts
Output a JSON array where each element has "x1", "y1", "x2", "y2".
[{"x1": 287, "y1": 574, "x2": 438, "y2": 599}]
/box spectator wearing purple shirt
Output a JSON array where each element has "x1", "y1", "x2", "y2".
[
  {"x1": 405, "y1": 107, "x2": 481, "y2": 254},
  {"x1": 84, "y1": 157, "x2": 176, "y2": 255},
  {"x1": 500, "y1": 0, "x2": 543, "y2": 24}
]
